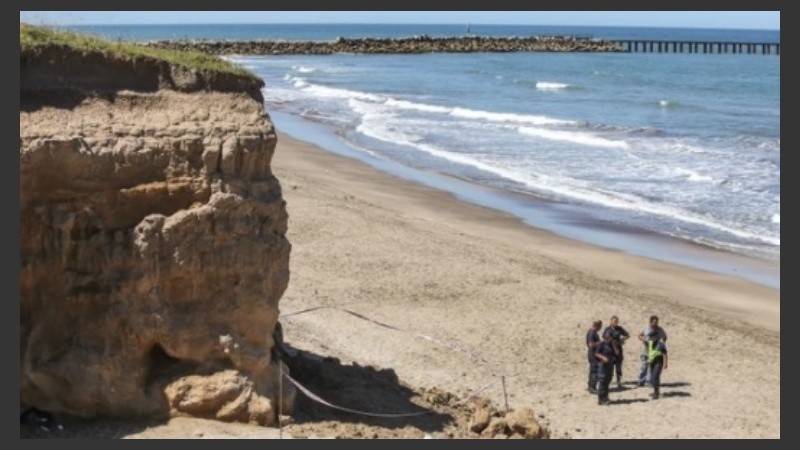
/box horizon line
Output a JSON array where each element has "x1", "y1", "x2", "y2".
[{"x1": 41, "y1": 22, "x2": 780, "y2": 31}]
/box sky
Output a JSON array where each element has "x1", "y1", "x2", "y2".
[{"x1": 20, "y1": 11, "x2": 780, "y2": 30}]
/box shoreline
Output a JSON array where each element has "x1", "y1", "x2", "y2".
[
  {"x1": 272, "y1": 128, "x2": 779, "y2": 438},
  {"x1": 274, "y1": 127, "x2": 779, "y2": 333},
  {"x1": 270, "y1": 111, "x2": 780, "y2": 290}
]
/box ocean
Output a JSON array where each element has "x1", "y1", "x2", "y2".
[{"x1": 69, "y1": 24, "x2": 780, "y2": 282}]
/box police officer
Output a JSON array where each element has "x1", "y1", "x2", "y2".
[
  {"x1": 595, "y1": 331, "x2": 618, "y2": 405},
  {"x1": 603, "y1": 315, "x2": 630, "y2": 389},
  {"x1": 586, "y1": 319, "x2": 603, "y2": 393}
]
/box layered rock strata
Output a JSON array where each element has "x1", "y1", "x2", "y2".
[{"x1": 20, "y1": 45, "x2": 294, "y2": 425}]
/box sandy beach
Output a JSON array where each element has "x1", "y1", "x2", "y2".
[
  {"x1": 272, "y1": 132, "x2": 779, "y2": 439},
  {"x1": 21, "y1": 128, "x2": 780, "y2": 440}
]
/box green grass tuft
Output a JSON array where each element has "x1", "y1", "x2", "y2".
[{"x1": 20, "y1": 23, "x2": 257, "y2": 79}]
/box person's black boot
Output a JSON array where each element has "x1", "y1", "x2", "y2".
[{"x1": 650, "y1": 389, "x2": 660, "y2": 399}]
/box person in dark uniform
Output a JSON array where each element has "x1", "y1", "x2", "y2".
[
  {"x1": 647, "y1": 333, "x2": 669, "y2": 399},
  {"x1": 595, "y1": 332, "x2": 618, "y2": 405},
  {"x1": 586, "y1": 319, "x2": 603, "y2": 394},
  {"x1": 602, "y1": 315, "x2": 630, "y2": 389}
]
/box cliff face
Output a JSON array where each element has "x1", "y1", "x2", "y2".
[{"x1": 20, "y1": 46, "x2": 294, "y2": 425}]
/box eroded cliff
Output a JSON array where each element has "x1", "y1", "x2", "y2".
[{"x1": 20, "y1": 38, "x2": 294, "y2": 425}]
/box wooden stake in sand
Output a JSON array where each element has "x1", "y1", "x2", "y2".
[{"x1": 501, "y1": 376, "x2": 509, "y2": 412}]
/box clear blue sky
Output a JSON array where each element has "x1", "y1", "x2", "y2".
[{"x1": 20, "y1": 11, "x2": 779, "y2": 30}]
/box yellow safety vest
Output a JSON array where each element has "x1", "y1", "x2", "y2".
[{"x1": 647, "y1": 340, "x2": 664, "y2": 363}]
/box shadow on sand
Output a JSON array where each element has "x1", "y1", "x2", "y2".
[
  {"x1": 22, "y1": 343, "x2": 455, "y2": 438},
  {"x1": 283, "y1": 344, "x2": 454, "y2": 432},
  {"x1": 661, "y1": 391, "x2": 692, "y2": 398},
  {"x1": 659, "y1": 381, "x2": 692, "y2": 388},
  {"x1": 20, "y1": 414, "x2": 166, "y2": 439},
  {"x1": 608, "y1": 398, "x2": 650, "y2": 405}
]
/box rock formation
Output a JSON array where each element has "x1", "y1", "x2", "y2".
[
  {"x1": 20, "y1": 43, "x2": 294, "y2": 425},
  {"x1": 146, "y1": 35, "x2": 623, "y2": 55}
]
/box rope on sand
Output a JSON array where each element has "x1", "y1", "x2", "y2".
[
  {"x1": 280, "y1": 305, "x2": 512, "y2": 417},
  {"x1": 282, "y1": 305, "x2": 493, "y2": 368},
  {"x1": 283, "y1": 372, "x2": 432, "y2": 418}
]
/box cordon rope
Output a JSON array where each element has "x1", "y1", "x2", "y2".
[{"x1": 278, "y1": 305, "x2": 514, "y2": 418}]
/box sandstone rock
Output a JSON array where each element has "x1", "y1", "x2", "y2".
[
  {"x1": 506, "y1": 407, "x2": 544, "y2": 439},
  {"x1": 20, "y1": 47, "x2": 293, "y2": 425},
  {"x1": 163, "y1": 370, "x2": 275, "y2": 425},
  {"x1": 469, "y1": 406, "x2": 492, "y2": 434},
  {"x1": 481, "y1": 417, "x2": 509, "y2": 438}
]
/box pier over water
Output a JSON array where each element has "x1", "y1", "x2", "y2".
[{"x1": 613, "y1": 39, "x2": 780, "y2": 55}]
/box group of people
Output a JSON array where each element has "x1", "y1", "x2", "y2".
[{"x1": 586, "y1": 315, "x2": 668, "y2": 405}]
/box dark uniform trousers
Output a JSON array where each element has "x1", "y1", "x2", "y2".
[
  {"x1": 588, "y1": 357, "x2": 599, "y2": 390},
  {"x1": 611, "y1": 351, "x2": 623, "y2": 382},
  {"x1": 649, "y1": 356, "x2": 664, "y2": 394},
  {"x1": 597, "y1": 362, "x2": 614, "y2": 401}
]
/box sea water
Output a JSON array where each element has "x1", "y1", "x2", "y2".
[{"x1": 72, "y1": 24, "x2": 780, "y2": 265}]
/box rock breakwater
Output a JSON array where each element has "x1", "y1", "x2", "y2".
[{"x1": 146, "y1": 35, "x2": 622, "y2": 55}]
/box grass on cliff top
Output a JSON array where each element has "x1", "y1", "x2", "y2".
[{"x1": 20, "y1": 23, "x2": 258, "y2": 79}]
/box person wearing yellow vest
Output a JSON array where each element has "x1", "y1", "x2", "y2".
[
  {"x1": 637, "y1": 315, "x2": 667, "y2": 386},
  {"x1": 646, "y1": 332, "x2": 669, "y2": 399}
]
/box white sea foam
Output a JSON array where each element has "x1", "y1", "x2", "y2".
[
  {"x1": 518, "y1": 127, "x2": 630, "y2": 149},
  {"x1": 384, "y1": 98, "x2": 451, "y2": 114},
  {"x1": 385, "y1": 97, "x2": 571, "y2": 124},
  {"x1": 772, "y1": 214, "x2": 780, "y2": 224},
  {"x1": 352, "y1": 110, "x2": 779, "y2": 247},
  {"x1": 261, "y1": 86, "x2": 303, "y2": 104},
  {"x1": 293, "y1": 65, "x2": 316, "y2": 73},
  {"x1": 300, "y1": 83, "x2": 383, "y2": 102},
  {"x1": 536, "y1": 81, "x2": 570, "y2": 90},
  {"x1": 674, "y1": 167, "x2": 714, "y2": 183},
  {"x1": 450, "y1": 108, "x2": 572, "y2": 125},
  {"x1": 287, "y1": 76, "x2": 309, "y2": 88},
  {"x1": 294, "y1": 81, "x2": 573, "y2": 125},
  {"x1": 688, "y1": 173, "x2": 713, "y2": 183}
]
